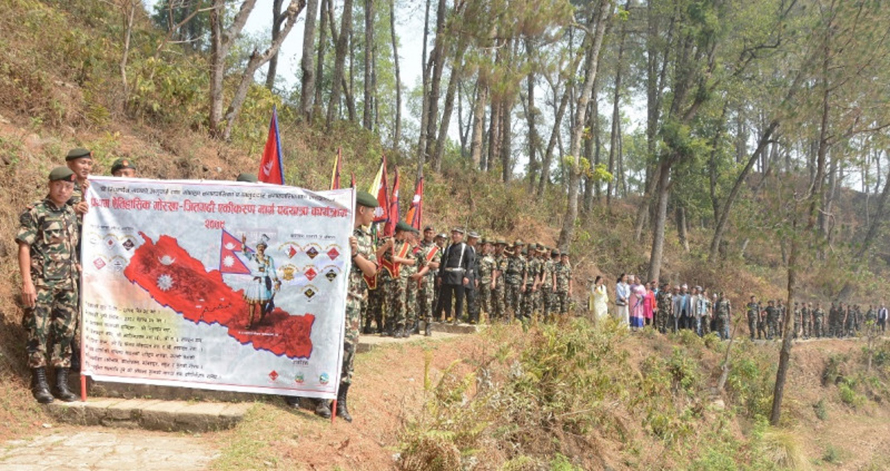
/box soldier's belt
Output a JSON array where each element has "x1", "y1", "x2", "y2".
[{"x1": 444, "y1": 267, "x2": 466, "y2": 272}]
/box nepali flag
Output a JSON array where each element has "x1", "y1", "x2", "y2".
[
  {"x1": 405, "y1": 176, "x2": 423, "y2": 230},
  {"x1": 383, "y1": 167, "x2": 400, "y2": 237},
  {"x1": 368, "y1": 156, "x2": 389, "y2": 224},
  {"x1": 258, "y1": 106, "x2": 285, "y2": 185},
  {"x1": 219, "y1": 229, "x2": 253, "y2": 275},
  {"x1": 330, "y1": 148, "x2": 342, "y2": 190}
]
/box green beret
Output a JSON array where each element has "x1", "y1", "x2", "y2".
[
  {"x1": 550, "y1": 250, "x2": 559, "y2": 257},
  {"x1": 236, "y1": 173, "x2": 258, "y2": 182},
  {"x1": 496, "y1": 239, "x2": 506, "y2": 245},
  {"x1": 49, "y1": 166, "x2": 76, "y2": 182},
  {"x1": 111, "y1": 158, "x2": 136, "y2": 174},
  {"x1": 396, "y1": 221, "x2": 418, "y2": 233},
  {"x1": 561, "y1": 251, "x2": 569, "y2": 256},
  {"x1": 66, "y1": 148, "x2": 92, "y2": 161},
  {"x1": 356, "y1": 190, "x2": 379, "y2": 208},
  {"x1": 514, "y1": 239, "x2": 525, "y2": 246}
]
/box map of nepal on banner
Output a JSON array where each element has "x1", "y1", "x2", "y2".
[{"x1": 80, "y1": 177, "x2": 354, "y2": 399}]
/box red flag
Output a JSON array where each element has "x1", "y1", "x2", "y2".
[
  {"x1": 330, "y1": 148, "x2": 342, "y2": 190},
  {"x1": 370, "y1": 156, "x2": 389, "y2": 224},
  {"x1": 258, "y1": 106, "x2": 285, "y2": 185},
  {"x1": 405, "y1": 177, "x2": 423, "y2": 230},
  {"x1": 384, "y1": 167, "x2": 401, "y2": 237},
  {"x1": 219, "y1": 229, "x2": 253, "y2": 275},
  {"x1": 350, "y1": 173, "x2": 356, "y2": 188}
]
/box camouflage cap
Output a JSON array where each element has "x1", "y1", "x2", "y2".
[
  {"x1": 236, "y1": 173, "x2": 258, "y2": 182},
  {"x1": 560, "y1": 251, "x2": 569, "y2": 256},
  {"x1": 496, "y1": 239, "x2": 506, "y2": 245},
  {"x1": 396, "y1": 221, "x2": 419, "y2": 233},
  {"x1": 65, "y1": 148, "x2": 92, "y2": 161},
  {"x1": 550, "y1": 249, "x2": 559, "y2": 256},
  {"x1": 467, "y1": 231, "x2": 480, "y2": 239},
  {"x1": 49, "y1": 166, "x2": 76, "y2": 182},
  {"x1": 514, "y1": 239, "x2": 525, "y2": 246},
  {"x1": 111, "y1": 158, "x2": 136, "y2": 174},
  {"x1": 452, "y1": 227, "x2": 465, "y2": 234}
]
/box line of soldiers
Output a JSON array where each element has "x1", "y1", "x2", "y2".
[
  {"x1": 745, "y1": 297, "x2": 889, "y2": 340},
  {"x1": 652, "y1": 283, "x2": 733, "y2": 339},
  {"x1": 360, "y1": 227, "x2": 574, "y2": 338}
]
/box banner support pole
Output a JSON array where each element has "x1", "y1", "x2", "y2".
[
  {"x1": 80, "y1": 374, "x2": 87, "y2": 402},
  {"x1": 331, "y1": 399, "x2": 338, "y2": 423}
]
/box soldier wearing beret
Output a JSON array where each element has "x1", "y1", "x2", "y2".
[
  {"x1": 540, "y1": 249, "x2": 558, "y2": 322},
  {"x1": 65, "y1": 148, "x2": 92, "y2": 370},
  {"x1": 16, "y1": 167, "x2": 81, "y2": 403},
  {"x1": 236, "y1": 173, "x2": 259, "y2": 183},
  {"x1": 111, "y1": 158, "x2": 137, "y2": 178},
  {"x1": 478, "y1": 239, "x2": 496, "y2": 322},
  {"x1": 313, "y1": 191, "x2": 379, "y2": 421},
  {"x1": 491, "y1": 240, "x2": 507, "y2": 321},
  {"x1": 400, "y1": 224, "x2": 423, "y2": 335},
  {"x1": 504, "y1": 240, "x2": 527, "y2": 321},
  {"x1": 415, "y1": 226, "x2": 441, "y2": 336},
  {"x1": 377, "y1": 221, "x2": 417, "y2": 338}
]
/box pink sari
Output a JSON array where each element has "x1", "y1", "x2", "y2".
[{"x1": 629, "y1": 284, "x2": 647, "y2": 328}]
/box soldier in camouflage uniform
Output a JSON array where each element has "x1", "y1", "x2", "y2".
[
  {"x1": 416, "y1": 227, "x2": 441, "y2": 336},
  {"x1": 540, "y1": 249, "x2": 558, "y2": 322},
  {"x1": 492, "y1": 240, "x2": 508, "y2": 321},
  {"x1": 312, "y1": 191, "x2": 379, "y2": 421},
  {"x1": 793, "y1": 302, "x2": 801, "y2": 339},
  {"x1": 827, "y1": 303, "x2": 838, "y2": 338},
  {"x1": 656, "y1": 282, "x2": 673, "y2": 334},
  {"x1": 521, "y1": 245, "x2": 541, "y2": 320},
  {"x1": 765, "y1": 301, "x2": 778, "y2": 340},
  {"x1": 504, "y1": 240, "x2": 527, "y2": 321},
  {"x1": 801, "y1": 303, "x2": 810, "y2": 338},
  {"x1": 17, "y1": 167, "x2": 81, "y2": 404},
  {"x1": 746, "y1": 296, "x2": 760, "y2": 340},
  {"x1": 533, "y1": 246, "x2": 549, "y2": 317},
  {"x1": 65, "y1": 148, "x2": 92, "y2": 370},
  {"x1": 554, "y1": 252, "x2": 573, "y2": 316},
  {"x1": 402, "y1": 229, "x2": 423, "y2": 335},
  {"x1": 478, "y1": 240, "x2": 496, "y2": 321},
  {"x1": 813, "y1": 303, "x2": 825, "y2": 338},
  {"x1": 714, "y1": 293, "x2": 732, "y2": 340},
  {"x1": 377, "y1": 222, "x2": 417, "y2": 338}
]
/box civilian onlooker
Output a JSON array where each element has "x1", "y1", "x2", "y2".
[
  {"x1": 644, "y1": 281, "x2": 656, "y2": 327},
  {"x1": 590, "y1": 276, "x2": 609, "y2": 323},
  {"x1": 629, "y1": 275, "x2": 646, "y2": 329},
  {"x1": 878, "y1": 303, "x2": 888, "y2": 334},
  {"x1": 616, "y1": 274, "x2": 629, "y2": 326}
]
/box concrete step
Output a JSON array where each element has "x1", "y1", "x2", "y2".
[{"x1": 45, "y1": 398, "x2": 252, "y2": 432}]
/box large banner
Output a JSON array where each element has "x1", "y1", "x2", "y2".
[{"x1": 81, "y1": 177, "x2": 353, "y2": 399}]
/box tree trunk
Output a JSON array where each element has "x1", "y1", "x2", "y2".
[
  {"x1": 537, "y1": 84, "x2": 571, "y2": 196},
  {"x1": 771, "y1": 222, "x2": 798, "y2": 426},
  {"x1": 606, "y1": 0, "x2": 629, "y2": 205},
  {"x1": 423, "y1": 0, "x2": 449, "y2": 162},
  {"x1": 558, "y1": 0, "x2": 612, "y2": 250},
  {"x1": 265, "y1": 0, "x2": 286, "y2": 90},
  {"x1": 500, "y1": 95, "x2": 513, "y2": 183},
  {"x1": 362, "y1": 0, "x2": 374, "y2": 130},
  {"x1": 416, "y1": 0, "x2": 432, "y2": 173},
  {"x1": 299, "y1": 0, "x2": 319, "y2": 120},
  {"x1": 314, "y1": 0, "x2": 330, "y2": 115},
  {"x1": 856, "y1": 158, "x2": 890, "y2": 258},
  {"x1": 208, "y1": 0, "x2": 260, "y2": 138},
  {"x1": 646, "y1": 161, "x2": 671, "y2": 281},
  {"x1": 119, "y1": 0, "x2": 138, "y2": 106},
  {"x1": 526, "y1": 65, "x2": 540, "y2": 192},
  {"x1": 469, "y1": 80, "x2": 487, "y2": 169},
  {"x1": 488, "y1": 100, "x2": 501, "y2": 174},
  {"x1": 433, "y1": 17, "x2": 469, "y2": 171},
  {"x1": 582, "y1": 100, "x2": 595, "y2": 212},
  {"x1": 677, "y1": 205, "x2": 689, "y2": 252},
  {"x1": 326, "y1": 0, "x2": 354, "y2": 128},
  {"x1": 223, "y1": 1, "x2": 307, "y2": 140},
  {"x1": 389, "y1": 0, "x2": 401, "y2": 148}
]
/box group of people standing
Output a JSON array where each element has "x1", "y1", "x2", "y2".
[
  {"x1": 588, "y1": 278, "x2": 733, "y2": 339},
  {"x1": 745, "y1": 298, "x2": 890, "y2": 340},
  {"x1": 361, "y1": 227, "x2": 575, "y2": 339}
]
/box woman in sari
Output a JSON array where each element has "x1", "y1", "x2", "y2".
[
  {"x1": 628, "y1": 275, "x2": 647, "y2": 329},
  {"x1": 591, "y1": 275, "x2": 609, "y2": 323}
]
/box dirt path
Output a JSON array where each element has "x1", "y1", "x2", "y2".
[{"x1": 0, "y1": 428, "x2": 219, "y2": 471}]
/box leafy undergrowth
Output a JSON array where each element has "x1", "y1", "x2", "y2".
[{"x1": 397, "y1": 318, "x2": 890, "y2": 470}]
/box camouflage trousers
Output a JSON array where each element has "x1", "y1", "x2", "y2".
[
  {"x1": 813, "y1": 317, "x2": 824, "y2": 338},
  {"x1": 715, "y1": 315, "x2": 728, "y2": 340},
  {"x1": 417, "y1": 276, "x2": 436, "y2": 325},
  {"x1": 366, "y1": 287, "x2": 384, "y2": 331},
  {"x1": 404, "y1": 278, "x2": 419, "y2": 327},
  {"x1": 380, "y1": 272, "x2": 405, "y2": 328},
  {"x1": 747, "y1": 313, "x2": 757, "y2": 339},
  {"x1": 520, "y1": 285, "x2": 536, "y2": 320},
  {"x1": 655, "y1": 310, "x2": 671, "y2": 334},
  {"x1": 478, "y1": 283, "x2": 493, "y2": 320},
  {"x1": 554, "y1": 291, "x2": 569, "y2": 316},
  {"x1": 341, "y1": 296, "x2": 361, "y2": 384},
  {"x1": 24, "y1": 281, "x2": 78, "y2": 369},
  {"x1": 757, "y1": 319, "x2": 768, "y2": 339},
  {"x1": 491, "y1": 282, "x2": 506, "y2": 321},
  {"x1": 540, "y1": 286, "x2": 554, "y2": 320},
  {"x1": 768, "y1": 318, "x2": 779, "y2": 339},
  {"x1": 505, "y1": 283, "x2": 522, "y2": 320},
  {"x1": 701, "y1": 315, "x2": 712, "y2": 336}
]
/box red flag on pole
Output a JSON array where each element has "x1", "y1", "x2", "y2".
[
  {"x1": 369, "y1": 156, "x2": 389, "y2": 224},
  {"x1": 405, "y1": 177, "x2": 423, "y2": 230},
  {"x1": 383, "y1": 167, "x2": 400, "y2": 237},
  {"x1": 258, "y1": 106, "x2": 285, "y2": 185},
  {"x1": 330, "y1": 148, "x2": 342, "y2": 190}
]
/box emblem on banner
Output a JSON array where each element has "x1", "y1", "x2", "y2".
[
  {"x1": 294, "y1": 372, "x2": 304, "y2": 384},
  {"x1": 93, "y1": 257, "x2": 106, "y2": 270},
  {"x1": 287, "y1": 245, "x2": 298, "y2": 258},
  {"x1": 305, "y1": 245, "x2": 320, "y2": 260},
  {"x1": 122, "y1": 238, "x2": 135, "y2": 251},
  {"x1": 303, "y1": 286, "x2": 317, "y2": 300},
  {"x1": 281, "y1": 265, "x2": 296, "y2": 281},
  {"x1": 326, "y1": 246, "x2": 340, "y2": 260},
  {"x1": 110, "y1": 256, "x2": 127, "y2": 272},
  {"x1": 305, "y1": 267, "x2": 317, "y2": 281},
  {"x1": 322, "y1": 265, "x2": 341, "y2": 282},
  {"x1": 319, "y1": 373, "x2": 329, "y2": 385},
  {"x1": 269, "y1": 370, "x2": 279, "y2": 381},
  {"x1": 104, "y1": 235, "x2": 116, "y2": 248}
]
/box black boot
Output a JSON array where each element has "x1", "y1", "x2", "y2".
[
  {"x1": 314, "y1": 398, "x2": 332, "y2": 418},
  {"x1": 411, "y1": 323, "x2": 420, "y2": 335},
  {"x1": 394, "y1": 324, "x2": 405, "y2": 338},
  {"x1": 424, "y1": 322, "x2": 432, "y2": 337},
  {"x1": 31, "y1": 368, "x2": 54, "y2": 404},
  {"x1": 336, "y1": 383, "x2": 353, "y2": 423},
  {"x1": 54, "y1": 368, "x2": 77, "y2": 402}
]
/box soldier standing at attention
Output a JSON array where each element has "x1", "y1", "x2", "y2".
[
  {"x1": 793, "y1": 302, "x2": 801, "y2": 339},
  {"x1": 402, "y1": 227, "x2": 423, "y2": 335},
  {"x1": 478, "y1": 239, "x2": 496, "y2": 322},
  {"x1": 377, "y1": 222, "x2": 416, "y2": 338},
  {"x1": 503, "y1": 241, "x2": 526, "y2": 321},
  {"x1": 655, "y1": 283, "x2": 673, "y2": 334},
  {"x1": 554, "y1": 252, "x2": 573, "y2": 316},
  {"x1": 65, "y1": 148, "x2": 91, "y2": 370},
  {"x1": 492, "y1": 240, "x2": 508, "y2": 321},
  {"x1": 765, "y1": 301, "x2": 778, "y2": 340},
  {"x1": 520, "y1": 244, "x2": 539, "y2": 320},
  {"x1": 715, "y1": 292, "x2": 732, "y2": 340},
  {"x1": 415, "y1": 227, "x2": 441, "y2": 336},
  {"x1": 540, "y1": 249, "x2": 558, "y2": 322},
  {"x1": 463, "y1": 232, "x2": 481, "y2": 324},
  {"x1": 813, "y1": 303, "x2": 825, "y2": 338},
  {"x1": 746, "y1": 296, "x2": 760, "y2": 340},
  {"x1": 17, "y1": 167, "x2": 81, "y2": 403},
  {"x1": 315, "y1": 190, "x2": 378, "y2": 421},
  {"x1": 110, "y1": 158, "x2": 137, "y2": 177},
  {"x1": 801, "y1": 302, "x2": 810, "y2": 339}
]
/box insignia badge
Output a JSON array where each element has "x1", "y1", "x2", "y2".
[
  {"x1": 287, "y1": 245, "x2": 298, "y2": 258},
  {"x1": 93, "y1": 258, "x2": 106, "y2": 270},
  {"x1": 282, "y1": 265, "x2": 296, "y2": 281},
  {"x1": 269, "y1": 370, "x2": 279, "y2": 381},
  {"x1": 122, "y1": 239, "x2": 135, "y2": 251},
  {"x1": 305, "y1": 267, "x2": 317, "y2": 281},
  {"x1": 319, "y1": 373, "x2": 329, "y2": 385},
  {"x1": 325, "y1": 271, "x2": 337, "y2": 282},
  {"x1": 327, "y1": 247, "x2": 340, "y2": 260},
  {"x1": 294, "y1": 373, "x2": 304, "y2": 384},
  {"x1": 305, "y1": 246, "x2": 319, "y2": 259},
  {"x1": 304, "y1": 287, "x2": 316, "y2": 299}
]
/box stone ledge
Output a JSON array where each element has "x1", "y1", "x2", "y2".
[{"x1": 45, "y1": 399, "x2": 252, "y2": 433}]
